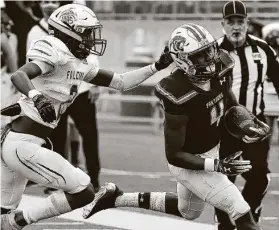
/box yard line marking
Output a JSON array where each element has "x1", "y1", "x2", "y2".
[
  {"x1": 36, "y1": 222, "x2": 84, "y2": 225},
  {"x1": 101, "y1": 168, "x2": 279, "y2": 178},
  {"x1": 19, "y1": 195, "x2": 215, "y2": 230},
  {"x1": 269, "y1": 190, "x2": 279, "y2": 195},
  {"x1": 262, "y1": 217, "x2": 278, "y2": 221},
  {"x1": 101, "y1": 168, "x2": 170, "y2": 178},
  {"x1": 43, "y1": 229, "x2": 117, "y2": 230}
]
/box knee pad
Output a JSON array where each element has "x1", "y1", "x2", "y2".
[
  {"x1": 178, "y1": 201, "x2": 203, "y2": 220},
  {"x1": 209, "y1": 185, "x2": 250, "y2": 220},
  {"x1": 69, "y1": 167, "x2": 90, "y2": 194},
  {"x1": 178, "y1": 206, "x2": 203, "y2": 220}
]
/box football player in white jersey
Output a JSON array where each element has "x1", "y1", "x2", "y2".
[{"x1": 0, "y1": 4, "x2": 172, "y2": 229}]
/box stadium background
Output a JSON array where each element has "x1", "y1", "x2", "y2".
[{"x1": 1, "y1": 1, "x2": 279, "y2": 230}]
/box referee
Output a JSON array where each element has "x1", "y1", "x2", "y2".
[{"x1": 215, "y1": 1, "x2": 279, "y2": 230}]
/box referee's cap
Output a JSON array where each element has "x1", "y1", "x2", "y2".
[{"x1": 222, "y1": 0, "x2": 247, "y2": 19}]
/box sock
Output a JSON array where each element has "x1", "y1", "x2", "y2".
[
  {"x1": 115, "y1": 192, "x2": 182, "y2": 217},
  {"x1": 71, "y1": 141, "x2": 79, "y2": 165},
  {"x1": 23, "y1": 192, "x2": 72, "y2": 224}
]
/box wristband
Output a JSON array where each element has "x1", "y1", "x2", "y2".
[
  {"x1": 204, "y1": 158, "x2": 215, "y2": 172},
  {"x1": 28, "y1": 89, "x2": 41, "y2": 99}
]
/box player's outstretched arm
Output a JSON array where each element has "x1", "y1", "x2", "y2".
[{"x1": 89, "y1": 46, "x2": 173, "y2": 91}]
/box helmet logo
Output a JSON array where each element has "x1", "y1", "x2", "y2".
[
  {"x1": 199, "y1": 38, "x2": 209, "y2": 47},
  {"x1": 169, "y1": 35, "x2": 189, "y2": 52},
  {"x1": 60, "y1": 9, "x2": 77, "y2": 26}
]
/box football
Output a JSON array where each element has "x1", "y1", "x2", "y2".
[{"x1": 224, "y1": 105, "x2": 258, "y2": 139}]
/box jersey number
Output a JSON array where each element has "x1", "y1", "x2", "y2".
[
  {"x1": 57, "y1": 85, "x2": 78, "y2": 120},
  {"x1": 210, "y1": 99, "x2": 224, "y2": 125}
]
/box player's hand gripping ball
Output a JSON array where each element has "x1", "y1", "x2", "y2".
[{"x1": 224, "y1": 105, "x2": 270, "y2": 143}]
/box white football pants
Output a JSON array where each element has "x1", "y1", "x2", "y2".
[
  {"x1": 168, "y1": 144, "x2": 250, "y2": 220},
  {"x1": 1, "y1": 131, "x2": 90, "y2": 210}
]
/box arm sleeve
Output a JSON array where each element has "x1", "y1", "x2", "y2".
[
  {"x1": 109, "y1": 63, "x2": 158, "y2": 91},
  {"x1": 266, "y1": 46, "x2": 279, "y2": 96}
]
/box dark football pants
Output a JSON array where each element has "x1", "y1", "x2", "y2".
[
  {"x1": 215, "y1": 114, "x2": 271, "y2": 229},
  {"x1": 49, "y1": 91, "x2": 100, "y2": 189}
]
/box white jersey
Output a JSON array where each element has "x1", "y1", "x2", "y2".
[{"x1": 18, "y1": 36, "x2": 99, "y2": 128}]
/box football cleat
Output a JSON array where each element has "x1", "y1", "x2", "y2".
[{"x1": 82, "y1": 182, "x2": 122, "y2": 219}]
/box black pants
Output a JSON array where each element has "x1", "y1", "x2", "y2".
[
  {"x1": 215, "y1": 114, "x2": 270, "y2": 228},
  {"x1": 49, "y1": 91, "x2": 100, "y2": 189}
]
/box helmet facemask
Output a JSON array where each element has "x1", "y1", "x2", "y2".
[
  {"x1": 172, "y1": 41, "x2": 220, "y2": 85},
  {"x1": 78, "y1": 25, "x2": 107, "y2": 57},
  {"x1": 58, "y1": 21, "x2": 107, "y2": 59}
]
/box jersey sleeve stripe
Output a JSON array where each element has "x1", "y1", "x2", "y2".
[
  {"x1": 155, "y1": 83, "x2": 198, "y2": 105},
  {"x1": 40, "y1": 40, "x2": 53, "y2": 48},
  {"x1": 32, "y1": 48, "x2": 52, "y2": 57},
  {"x1": 33, "y1": 42, "x2": 53, "y2": 52}
]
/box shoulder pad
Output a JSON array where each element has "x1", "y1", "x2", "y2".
[
  {"x1": 26, "y1": 36, "x2": 70, "y2": 66},
  {"x1": 155, "y1": 70, "x2": 198, "y2": 105}
]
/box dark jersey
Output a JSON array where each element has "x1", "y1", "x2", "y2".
[{"x1": 155, "y1": 69, "x2": 231, "y2": 155}]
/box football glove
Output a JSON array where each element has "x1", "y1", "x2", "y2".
[
  {"x1": 32, "y1": 94, "x2": 56, "y2": 123},
  {"x1": 215, "y1": 151, "x2": 251, "y2": 176},
  {"x1": 155, "y1": 46, "x2": 173, "y2": 70},
  {"x1": 242, "y1": 118, "x2": 270, "y2": 144}
]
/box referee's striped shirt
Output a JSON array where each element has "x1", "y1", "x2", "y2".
[{"x1": 218, "y1": 34, "x2": 279, "y2": 115}]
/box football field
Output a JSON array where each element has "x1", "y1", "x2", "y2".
[{"x1": 20, "y1": 123, "x2": 279, "y2": 230}]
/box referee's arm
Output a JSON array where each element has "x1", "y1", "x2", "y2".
[{"x1": 266, "y1": 46, "x2": 279, "y2": 97}]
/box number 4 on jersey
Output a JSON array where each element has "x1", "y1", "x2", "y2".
[{"x1": 57, "y1": 84, "x2": 78, "y2": 120}]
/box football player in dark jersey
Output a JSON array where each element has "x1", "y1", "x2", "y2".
[{"x1": 82, "y1": 24, "x2": 270, "y2": 230}]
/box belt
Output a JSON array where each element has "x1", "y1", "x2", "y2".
[
  {"x1": 11, "y1": 116, "x2": 54, "y2": 139},
  {"x1": 1, "y1": 117, "x2": 54, "y2": 150}
]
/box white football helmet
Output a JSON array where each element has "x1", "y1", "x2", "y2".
[
  {"x1": 169, "y1": 23, "x2": 220, "y2": 84},
  {"x1": 48, "y1": 4, "x2": 107, "y2": 59}
]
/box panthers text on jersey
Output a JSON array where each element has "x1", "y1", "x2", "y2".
[
  {"x1": 17, "y1": 35, "x2": 99, "y2": 128},
  {"x1": 155, "y1": 69, "x2": 231, "y2": 154}
]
